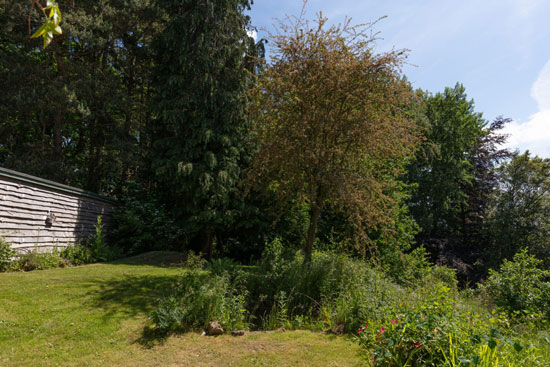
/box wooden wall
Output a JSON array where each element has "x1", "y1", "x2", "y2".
[{"x1": 0, "y1": 168, "x2": 116, "y2": 253}]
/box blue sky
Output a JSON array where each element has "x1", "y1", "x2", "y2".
[{"x1": 248, "y1": 0, "x2": 550, "y2": 157}]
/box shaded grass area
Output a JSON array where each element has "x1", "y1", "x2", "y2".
[{"x1": 0, "y1": 252, "x2": 365, "y2": 367}]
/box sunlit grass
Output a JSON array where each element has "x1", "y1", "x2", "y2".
[{"x1": 0, "y1": 252, "x2": 365, "y2": 367}]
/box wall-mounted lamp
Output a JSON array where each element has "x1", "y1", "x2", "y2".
[{"x1": 45, "y1": 212, "x2": 56, "y2": 227}]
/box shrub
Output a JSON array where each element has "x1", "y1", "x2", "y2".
[
  {"x1": 86, "y1": 216, "x2": 123, "y2": 262},
  {"x1": 60, "y1": 243, "x2": 95, "y2": 265},
  {"x1": 15, "y1": 248, "x2": 65, "y2": 271},
  {"x1": 208, "y1": 257, "x2": 240, "y2": 277},
  {"x1": 423, "y1": 265, "x2": 458, "y2": 291},
  {"x1": 358, "y1": 286, "x2": 527, "y2": 367},
  {"x1": 0, "y1": 237, "x2": 16, "y2": 272},
  {"x1": 110, "y1": 184, "x2": 182, "y2": 255},
  {"x1": 150, "y1": 265, "x2": 248, "y2": 333},
  {"x1": 480, "y1": 250, "x2": 550, "y2": 319},
  {"x1": 245, "y1": 243, "x2": 408, "y2": 333}
]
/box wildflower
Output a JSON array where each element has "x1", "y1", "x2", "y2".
[
  {"x1": 414, "y1": 342, "x2": 422, "y2": 348},
  {"x1": 390, "y1": 320, "x2": 398, "y2": 324},
  {"x1": 364, "y1": 324, "x2": 369, "y2": 328},
  {"x1": 379, "y1": 328, "x2": 386, "y2": 333},
  {"x1": 358, "y1": 328, "x2": 362, "y2": 335}
]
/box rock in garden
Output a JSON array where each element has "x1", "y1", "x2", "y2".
[
  {"x1": 330, "y1": 324, "x2": 344, "y2": 335},
  {"x1": 206, "y1": 321, "x2": 224, "y2": 336},
  {"x1": 231, "y1": 330, "x2": 245, "y2": 336}
]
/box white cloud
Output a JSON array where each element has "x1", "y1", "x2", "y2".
[
  {"x1": 532, "y1": 60, "x2": 550, "y2": 110},
  {"x1": 247, "y1": 29, "x2": 257, "y2": 41},
  {"x1": 503, "y1": 60, "x2": 550, "y2": 158},
  {"x1": 514, "y1": 0, "x2": 541, "y2": 17}
]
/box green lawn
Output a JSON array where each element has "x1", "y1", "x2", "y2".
[{"x1": 0, "y1": 252, "x2": 365, "y2": 366}]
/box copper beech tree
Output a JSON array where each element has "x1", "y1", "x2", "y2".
[{"x1": 248, "y1": 12, "x2": 419, "y2": 263}]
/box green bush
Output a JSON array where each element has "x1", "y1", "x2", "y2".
[
  {"x1": 244, "y1": 241, "x2": 408, "y2": 333},
  {"x1": 208, "y1": 257, "x2": 240, "y2": 277},
  {"x1": 0, "y1": 237, "x2": 16, "y2": 272},
  {"x1": 480, "y1": 250, "x2": 550, "y2": 319},
  {"x1": 15, "y1": 249, "x2": 65, "y2": 271},
  {"x1": 110, "y1": 185, "x2": 182, "y2": 255},
  {"x1": 422, "y1": 265, "x2": 458, "y2": 291},
  {"x1": 150, "y1": 264, "x2": 248, "y2": 333},
  {"x1": 358, "y1": 286, "x2": 528, "y2": 367},
  {"x1": 60, "y1": 243, "x2": 95, "y2": 265},
  {"x1": 86, "y1": 216, "x2": 122, "y2": 262}
]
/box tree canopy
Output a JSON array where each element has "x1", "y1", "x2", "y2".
[
  {"x1": 248, "y1": 13, "x2": 419, "y2": 263},
  {"x1": 150, "y1": 0, "x2": 259, "y2": 257}
]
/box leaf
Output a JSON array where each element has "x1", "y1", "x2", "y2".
[
  {"x1": 488, "y1": 339, "x2": 497, "y2": 350},
  {"x1": 513, "y1": 342, "x2": 523, "y2": 352},
  {"x1": 30, "y1": 23, "x2": 49, "y2": 39}
]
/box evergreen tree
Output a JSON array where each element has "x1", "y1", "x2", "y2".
[
  {"x1": 0, "y1": 0, "x2": 162, "y2": 195},
  {"x1": 150, "y1": 0, "x2": 258, "y2": 256}
]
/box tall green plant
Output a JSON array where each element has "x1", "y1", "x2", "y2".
[
  {"x1": 481, "y1": 250, "x2": 550, "y2": 319},
  {"x1": 150, "y1": 0, "x2": 259, "y2": 256},
  {"x1": 0, "y1": 237, "x2": 16, "y2": 272},
  {"x1": 150, "y1": 266, "x2": 248, "y2": 333}
]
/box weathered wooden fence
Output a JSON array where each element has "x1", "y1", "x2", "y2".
[{"x1": 0, "y1": 167, "x2": 116, "y2": 252}]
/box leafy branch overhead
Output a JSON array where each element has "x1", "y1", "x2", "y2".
[{"x1": 30, "y1": 0, "x2": 62, "y2": 48}]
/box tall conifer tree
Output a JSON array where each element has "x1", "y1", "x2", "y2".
[{"x1": 150, "y1": 0, "x2": 257, "y2": 255}]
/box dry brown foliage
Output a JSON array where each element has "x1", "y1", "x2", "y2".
[{"x1": 248, "y1": 8, "x2": 419, "y2": 261}]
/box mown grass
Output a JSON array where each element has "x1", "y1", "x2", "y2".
[{"x1": 0, "y1": 251, "x2": 365, "y2": 367}]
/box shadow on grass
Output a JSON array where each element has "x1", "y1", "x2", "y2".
[
  {"x1": 135, "y1": 325, "x2": 176, "y2": 348},
  {"x1": 84, "y1": 273, "x2": 182, "y2": 346},
  {"x1": 108, "y1": 251, "x2": 187, "y2": 268},
  {"x1": 85, "y1": 274, "x2": 177, "y2": 319}
]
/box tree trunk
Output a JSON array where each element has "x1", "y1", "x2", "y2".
[
  {"x1": 202, "y1": 230, "x2": 214, "y2": 260},
  {"x1": 303, "y1": 205, "x2": 321, "y2": 264}
]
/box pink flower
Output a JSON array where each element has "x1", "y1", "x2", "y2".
[
  {"x1": 390, "y1": 320, "x2": 398, "y2": 324},
  {"x1": 379, "y1": 328, "x2": 386, "y2": 333},
  {"x1": 357, "y1": 328, "x2": 362, "y2": 335},
  {"x1": 364, "y1": 324, "x2": 369, "y2": 328}
]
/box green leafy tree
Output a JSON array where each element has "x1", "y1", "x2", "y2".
[
  {"x1": 1, "y1": 0, "x2": 163, "y2": 194},
  {"x1": 407, "y1": 84, "x2": 485, "y2": 240},
  {"x1": 248, "y1": 13, "x2": 418, "y2": 263},
  {"x1": 487, "y1": 152, "x2": 550, "y2": 266},
  {"x1": 150, "y1": 0, "x2": 258, "y2": 256},
  {"x1": 406, "y1": 85, "x2": 513, "y2": 281}
]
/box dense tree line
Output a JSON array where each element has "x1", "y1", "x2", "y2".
[{"x1": 1, "y1": 1, "x2": 549, "y2": 280}]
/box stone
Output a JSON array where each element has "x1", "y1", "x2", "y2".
[
  {"x1": 231, "y1": 330, "x2": 245, "y2": 336},
  {"x1": 205, "y1": 321, "x2": 224, "y2": 336},
  {"x1": 330, "y1": 324, "x2": 344, "y2": 335}
]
